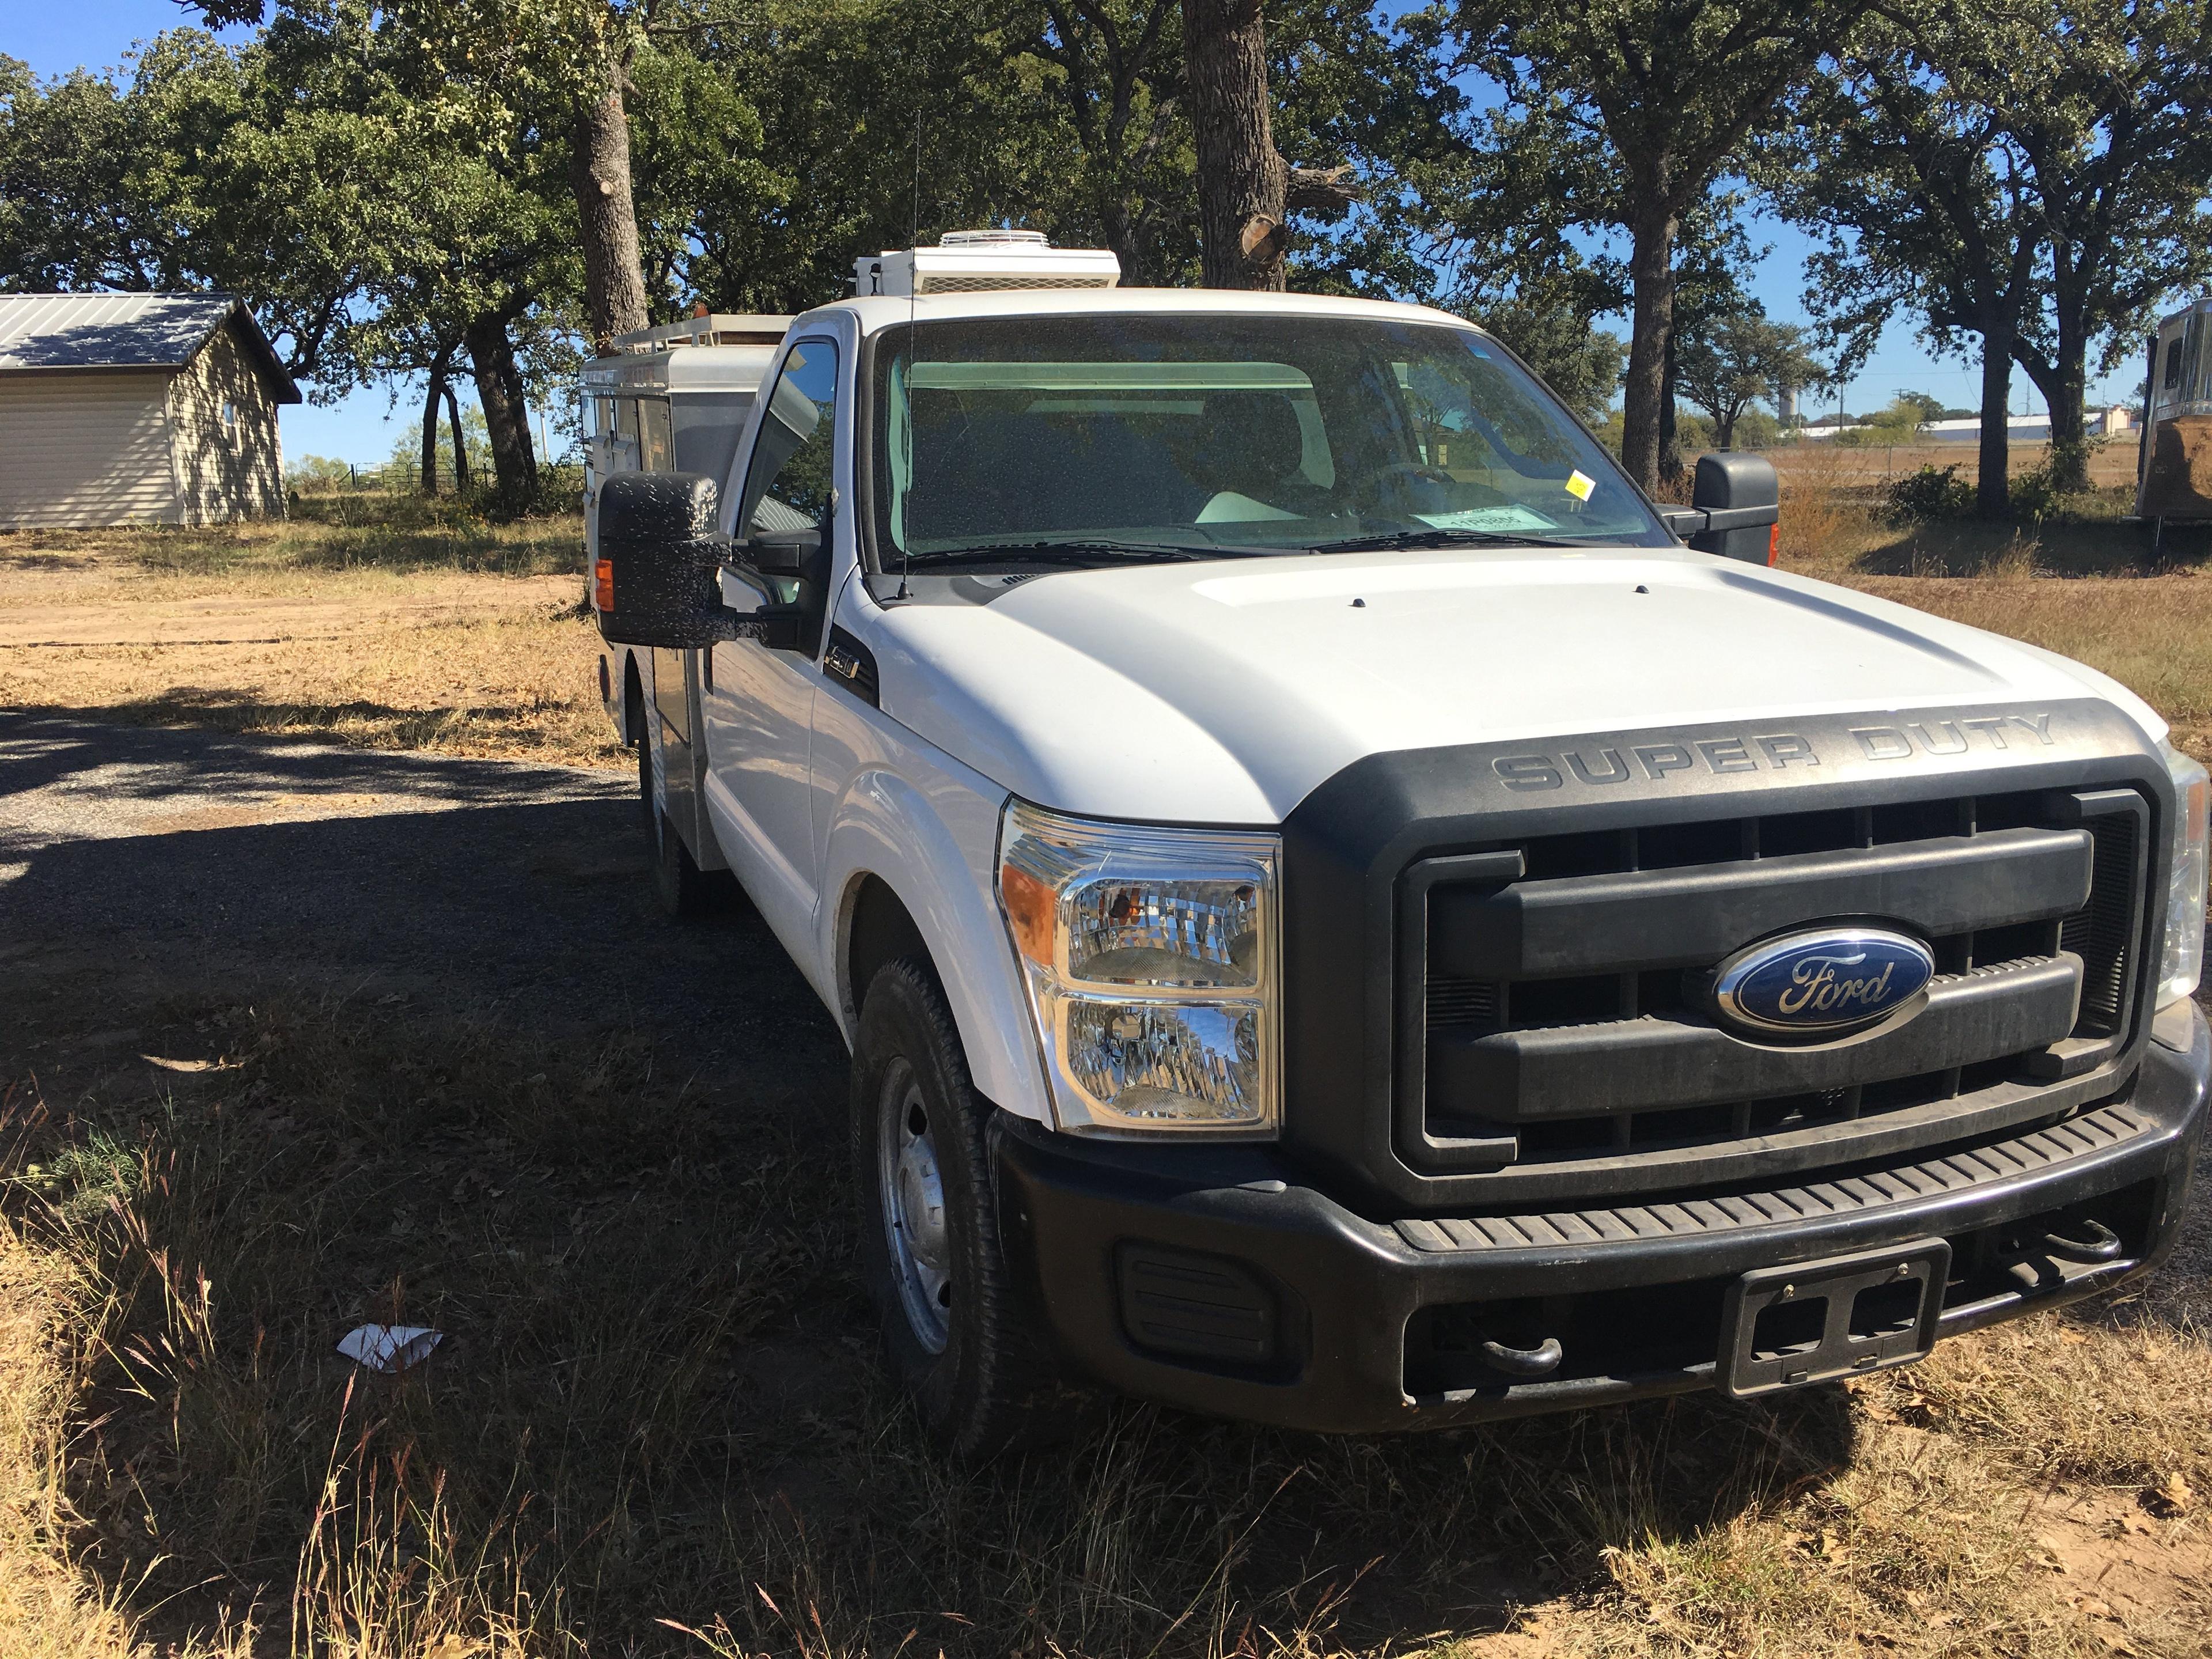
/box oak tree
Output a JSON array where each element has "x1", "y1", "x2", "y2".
[{"x1": 1453, "y1": 0, "x2": 1876, "y2": 493}]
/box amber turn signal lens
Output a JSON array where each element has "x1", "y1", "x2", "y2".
[
  {"x1": 1767, "y1": 524, "x2": 1780, "y2": 567},
  {"x1": 594, "y1": 558, "x2": 615, "y2": 610},
  {"x1": 1000, "y1": 860, "x2": 1058, "y2": 964}
]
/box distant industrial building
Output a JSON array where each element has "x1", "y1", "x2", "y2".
[
  {"x1": 0, "y1": 292, "x2": 300, "y2": 528},
  {"x1": 1795, "y1": 407, "x2": 2134, "y2": 444}
]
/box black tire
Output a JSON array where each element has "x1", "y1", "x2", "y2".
[
  {"x1": 638, "y1": 729, "x2": 717, "y2": 918},
  {"x1": 652, "y1": 804, "x2": 718, "y2": 918},
  {"x1": 853, "y1": 957, "x2": 1085, "y2": 1459},
  {"x1": 633, "y1": 708, "x2": 656, "y2": 840}
]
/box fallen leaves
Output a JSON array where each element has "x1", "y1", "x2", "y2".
[
  {"x1": 2143, "y1": 1472, "x2": 2194, "y2": 1518},
  {"x1": 139, "y1": 1053, "x2": 240, "y2": 1073}
]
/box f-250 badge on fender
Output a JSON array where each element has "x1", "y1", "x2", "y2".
[{"x1": 1710, "y1": 928, "x2": 1936, "y2": 1039}]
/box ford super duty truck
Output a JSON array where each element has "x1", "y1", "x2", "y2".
[{"x1": 586, "y1": 232, "x2": 2210, "y2": 1457}]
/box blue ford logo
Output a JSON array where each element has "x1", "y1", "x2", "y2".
[{"x1": 1711, "y1": 927, "x2": 1934, "y2": 1039}]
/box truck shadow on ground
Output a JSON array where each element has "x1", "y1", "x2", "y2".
[
  {"x1": 0, "y1": 716, "x2": 1870, "y2": 1654},
  {"x1": 3, "y1": 691, "x2": 608, "y2": 760}
]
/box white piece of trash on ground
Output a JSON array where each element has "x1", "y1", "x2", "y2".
[{"x1": 336, "y1": 1324, "x2": 442, "y2": 1373}]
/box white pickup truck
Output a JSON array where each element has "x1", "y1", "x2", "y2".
[{"x1": 588, "y1": 234, "x2": 2209, "y2": 1457}]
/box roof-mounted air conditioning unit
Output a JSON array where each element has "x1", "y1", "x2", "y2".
[{"x1": 853, "y1": 230, "x2": 1122, "y2": 297}]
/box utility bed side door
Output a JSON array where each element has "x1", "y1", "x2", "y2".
[{"x1": 700, "y1": 327, "x2": 849, "y2": 967}]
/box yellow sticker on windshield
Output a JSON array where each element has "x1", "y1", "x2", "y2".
[{"x1": 1565, "y1": 469, "x2": 1595, "y2": 501}]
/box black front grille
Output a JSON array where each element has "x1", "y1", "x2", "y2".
[
  {"x1": 2067, "y1": 812, "x2": 2140, "y2": 1035},
  {"x1": 1403, "y1": 786, "x2": 2150, "y2": 1194}
]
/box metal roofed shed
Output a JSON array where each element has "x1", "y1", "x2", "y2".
[{"x1": 0, "y1": 291, "x2": 301, "y2": 529}]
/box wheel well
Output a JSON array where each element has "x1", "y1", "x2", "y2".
[
  {"x1": 846, "y1": 875, "x2": 929, "y2": 1024},
  {"x1": 623, "y1": 653, "x2": 645, "y2": 745}
]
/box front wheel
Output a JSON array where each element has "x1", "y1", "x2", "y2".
[
  {"x1": 637, "y1": 728, "x2": 715, "y2": 918},
  {"x1": 853, "y1": 957, "x2": 1085, "y2": 1459}
]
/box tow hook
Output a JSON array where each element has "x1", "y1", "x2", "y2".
[
  {"x1": 1480, "y1": 1336, "x2": 1565, "y2": 1379},
  {"x1": 2040, "y1": 1218, "x2": 2123, "y2": 1263}
]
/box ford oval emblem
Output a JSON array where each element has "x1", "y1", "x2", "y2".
[{"x1": 1711, "y1": 927, "x2": 1934, "y2": 1039}]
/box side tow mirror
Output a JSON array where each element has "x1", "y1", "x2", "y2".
[
  {"x1": 1673, "y1": 452, "x2": 1781, "y2": 565},
  {"x1": 594, "y1": 472, "x2": 734, "y2": 647}
]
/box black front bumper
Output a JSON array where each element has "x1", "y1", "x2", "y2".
[{"x1": 993, "y1": 1002, "x2": 2210, "y2": 1434}]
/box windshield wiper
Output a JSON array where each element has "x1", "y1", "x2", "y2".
[
  {"x1": 904, "y1": 539, "x2": 1271, "y2": 567},
  {"x1": 1311, "y1": 527, "x2": 1633, "y2": 553}
]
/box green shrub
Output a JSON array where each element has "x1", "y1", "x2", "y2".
[
  {"x1": 1881, "y1": 464, "x2": 1975, "y2": 527},
  {"x1": 2008, "y1": 460, "x2": 2061, "y2": 525}
]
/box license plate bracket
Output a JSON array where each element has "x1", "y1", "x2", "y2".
[{"x1": 1719, "y1": 1238, "x2": 1951, "y2": 1399}]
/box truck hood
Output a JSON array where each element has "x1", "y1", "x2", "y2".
[{"x1": 867, "y1": 547, "x2": 2164, "y2": 824}]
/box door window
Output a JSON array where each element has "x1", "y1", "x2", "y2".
[
  {"x1": 640, "y1": 399, "x2": 673, "y2": 471},
  {"x1": 741, "y1": 340, "x2": 839, "y2": 534}
]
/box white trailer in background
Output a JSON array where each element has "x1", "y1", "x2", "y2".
[
  {"x1": 582, "y1": 313, "x2": 789, "y2": 861},
  {"x1": 2138, "y1": 296, "x2": 2212, "y2": 529}
]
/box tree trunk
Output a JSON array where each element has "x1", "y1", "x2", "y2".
[
  {"x1": 420, "y1": 368, "x2": 443, "y2": 496},
  {"x1": 1098, "y1": 191, "x2": 1146, "y2": 286},
  {"x1": 465, "y1": 315, "x2": 538, "y2": 513},
  {"x1": 1658, "y1": 328, "x2": 1684, "y2": 485},
  {"x1": 1976, "y1": 334, "x2": 2012, "y2": 520},
  {"x1": 571, "y1": 78, "x2": 650, "y2": 352},
  {"x1": 1620, "y1": 204, "x2": 1678, "y2": 495},
  {"x1": 1716, "y1": 404, "x2": 1737, "y2": 450},
  {"x1": 444, "y1": 380, "x2": 471, "y2": 494},
  {"x1": 1181, "y1": 0, "x2": 1287, "y2": 290},
  {"x1": 2047, "y1": 324, "x2": 2090, "y2": 494}
]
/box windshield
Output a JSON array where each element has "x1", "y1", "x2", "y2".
[{"x1": 868, "y1": 313, "x2": 1667, "y2": 566}]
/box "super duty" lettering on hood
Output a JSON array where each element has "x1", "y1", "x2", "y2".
[{"x1": 1492, "y1": 711, "x2": 2059, "y2": 791}]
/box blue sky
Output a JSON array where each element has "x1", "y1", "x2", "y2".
[{"x1": 11, "y1": 2, "x2": 2118, "y2": 464}]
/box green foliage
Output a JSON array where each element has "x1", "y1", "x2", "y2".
[
  {"x1": 2006, "y1": 456, "x2": 2074, "y2": 525},
  {"x1": 1774, "y1": 1, "x2": 2212, "y2": 507},
  {"x1": 1836, "y1": 395, "x2": 1938, "y2": 444},
  {"x1": 1676, "y1": 301, "x2": 1826, "y2": 448},
  {"x1": 1732, "y1": 406, "x2": 1781, "y2": 449},
  {"x1": 387, "y1": 404, "x2": 495, "y2": 483},
  {"x1": 0, "y1": 55, "x2": 145, "y2": 289},
  {"x1": 1449, "y1": 0, "x2": 1880, "y2": 485},
  {"x1": 1473, "y1": 289, "x2": 1626, "y2": 427},
  {"x1": 1881, "y1": 464, "x2": 1976, "y2": 525},
  {"x1": 285, "y1": 454, "x2": 355, "y2": 488}
]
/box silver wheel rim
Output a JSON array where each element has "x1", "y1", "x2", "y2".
[{"x1": 877, "y1": 1060, "x2": 952, "y2": 1354}]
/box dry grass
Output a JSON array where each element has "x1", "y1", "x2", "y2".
[
  {"x1": 6, "y1": 984, "x2": 2206, "y2": 1659},
  {"x1": 1764, "y1": 437, "x2": 2144, "y2": 491},
  {"x1": 1764, "y1": 453, "x2": 2212, "y2": 761},
  {"x1": 0, "y1": 1231, "x2": 145, "y2": 1659},
  {"x1": 0, "y1": 505, "x2": 619, "y2": 769}
]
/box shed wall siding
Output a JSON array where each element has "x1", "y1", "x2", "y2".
[
  {"x1": 0, "y1": 374, "x2": 180, "y2": 527},
  {"x1": 167, "y1": 320, "x2": 285, "y2": 525}
]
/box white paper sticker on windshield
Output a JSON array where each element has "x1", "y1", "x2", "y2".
[
  {"x1": 1415, "y1": 506, "x2": 1558, "y2": 532},
  {"x1": 1565, "y1": 470, "x2": 1596, "y2": 501}
]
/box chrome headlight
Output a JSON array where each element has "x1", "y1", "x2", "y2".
[
  {"x1": 997, "y1": 801, "x2": 1280, "y2": 1135},
  {"x1": 2160, "y1": 739, "x2": 2209, "y2": 1010}
]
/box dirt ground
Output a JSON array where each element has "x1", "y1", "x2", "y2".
[
  {"x1": 0, "y1": 513, "x2": 618, "y2": 769},
  {"x1": 2, "y1": 504, "x2": 2210, "y2": 1658}
]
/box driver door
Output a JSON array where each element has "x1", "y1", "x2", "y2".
[{"x1": 702, "y1": 337, "x2": 840, "y2": 959}]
